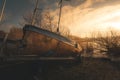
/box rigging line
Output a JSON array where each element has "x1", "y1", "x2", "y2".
[{"x1": 0, "y1": 0, "x2": 6, "y2": 22}]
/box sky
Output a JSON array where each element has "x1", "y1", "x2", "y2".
[{"x1": 1, "y1": 0, "x2": 120, "y2": 37}]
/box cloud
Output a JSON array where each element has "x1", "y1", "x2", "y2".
[
  {"x1": 47, "y1": 0, "x2": 120, "y2": 37},
  {"x1": 2, "y1": 0, "x2": 120, "y2": 37}
]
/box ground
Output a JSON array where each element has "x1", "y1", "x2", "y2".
[
  {"x1": 45, "y1": 57, "x2": 120, "y2": 80},
  {"x1": 0, "y1": 57, "x2": 120, "y2": 80}
]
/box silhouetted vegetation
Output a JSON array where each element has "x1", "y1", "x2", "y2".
[
  {"x1": 8, "y1": 27, "x2": 23, "y2": 40},
  {"x1": 92, "y1": 30, "x2": 120, "y2": 58}
]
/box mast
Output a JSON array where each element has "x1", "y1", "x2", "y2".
[
  {"x1": 57, "y1": 0, "x2": 63, "y2": 33},
  {"x1": 0, "y1": 0, "x2": 6, "y2": 22},
  {"x1": 0, "y1": 0, "x2": 7, "y2": 56},
  {"x1": 57, "y1": 0, "x2": 70, "y2": 34}
]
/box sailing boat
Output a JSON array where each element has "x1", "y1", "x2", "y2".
[
  {"x1": 0, "y1": 0, "x2": 82, "y2": 62},
  {"x1": 21, "y1": 0, "x2": 82, "y2": 57}
]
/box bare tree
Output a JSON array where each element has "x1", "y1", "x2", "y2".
[
  {"x1": 23, "y1": 9, "x2": 70, "y2": 37},
  {"x1": 93, "y1": 30, "x2": 120, "y2": 57},
  {"x1": 8, "y1": 27, "x2": 23, "y2": 39},
  {"x1": 23, "y1": 9, "x2": 55, "y2": 31}
]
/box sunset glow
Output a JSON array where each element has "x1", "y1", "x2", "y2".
[
  {"x1": 1, "y1": 0, "x2": 120, "y2": 37},
  {"x1": 47, "y1": 0, "x2": 120, "y2": 37},
  {"x1": 65, "y1": 4, "x2": 120, "y2": 37}
]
